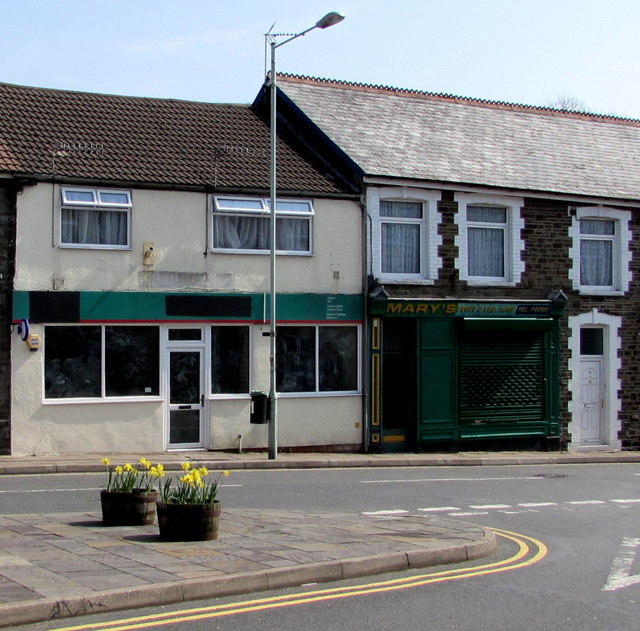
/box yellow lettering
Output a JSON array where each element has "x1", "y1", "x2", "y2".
[
  {"x1": 446, "y1": 304, "x2": 457, "y2": 314},
  {"x1": 416, "y1": 304, "x2": 428, "y2": 314},
  {"x1": 403, "y1": 304, "x2": 415, "y2": 313},
  {"x1": 387, "y1": 303, "x2": 403, "y2": 313},
  {"x1": 429, "y1": 304, "x2": 442, "y2": 313}
]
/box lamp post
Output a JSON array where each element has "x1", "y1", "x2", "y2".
[{"x1": 265, "y1": 11, "x2": 345, "y2": 460}]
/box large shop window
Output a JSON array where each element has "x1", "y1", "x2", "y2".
[
  {"x1": 60, "y1": 187, "x2": 131, "y2": 248},
  {"x1": 211, "y1": 325, "x2": 249, "y2": 394},
  {"x1": 45, "y1": 326, "x2": 159, "y2": 399},
  {"x1": 212, "y1": 196, "x2": 313, "y2": 254},
  {"x1": 569, "y1": 207, "x2": 631, "y2": 295},
  {"x1": 276, "y1": 326, "x2": 358, "y2": 394}
]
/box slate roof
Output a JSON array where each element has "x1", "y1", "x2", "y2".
[
  {"x1": 278, "y1": 74, "x2": 640, "y2": 202},
  {"x1": 0, "y1": 81, "x2": 349, "y2": 196}
]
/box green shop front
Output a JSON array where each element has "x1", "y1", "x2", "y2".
[{"x1": 369, "y1": 298, "x2": 563, "y2": 452}]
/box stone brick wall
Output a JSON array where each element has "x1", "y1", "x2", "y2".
[
  {"x1": 383, "y1": 194, "x2": 640, "y2": 451},
  {"x1": 0, "y1": 184, "x2": 15, "y2": 454}
]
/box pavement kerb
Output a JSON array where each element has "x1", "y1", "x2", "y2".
[
  {"x1": 2, "y1": 450, "x2": 640, "y2": 476},
  {"x1": 0, "y1": 526, "x2": 496, "y2": 629}
]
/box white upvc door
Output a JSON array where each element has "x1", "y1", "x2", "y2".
[
  {"x1": 165, "y1": 330, "x2": 207, "y2": 450},
  {"x1": 579, "y1": 359, "x2": 603, "y2": 444}
]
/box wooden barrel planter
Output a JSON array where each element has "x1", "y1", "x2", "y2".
[
  {"x1": 100, "y1": 489, "x2": 159, "y2": 526},
  {"x1": 156, "y1": 501, "x2": 221, "y2": 541}
]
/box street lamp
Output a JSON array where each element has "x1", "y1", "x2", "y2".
[{"x1": 265, "y1": 11, "x2": 345, "y2": 460}]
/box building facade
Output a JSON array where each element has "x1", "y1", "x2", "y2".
[
  {"x1": 270, "y1": 74, "x2": 640, "y2": 453},
  {"x1": 0, "y1": 82, "x2": 364, "y2": 456}
]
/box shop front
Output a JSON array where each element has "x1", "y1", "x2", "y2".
[{"x1": 369, "y1": 298, "x2": 563, "y2": 452}]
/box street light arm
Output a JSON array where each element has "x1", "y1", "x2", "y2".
[{"x1": 268, "y1": 11, "x2": 345, "y2": 49}]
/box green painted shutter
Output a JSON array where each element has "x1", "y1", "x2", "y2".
[{"x1": 459, "y1": 331, "x2": 545, "y2": 425}]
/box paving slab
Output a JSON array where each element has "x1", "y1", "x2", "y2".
[{"x1": 0, "y1": 509, "x2": 495, "y2": 628}]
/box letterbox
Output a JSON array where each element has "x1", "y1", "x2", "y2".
[{"x1": 250, "y1": 391, "x2": 269, "y2": 424}]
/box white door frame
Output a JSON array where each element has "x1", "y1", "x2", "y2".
[
  {"x1": 568, "y1": 310, "x2": 621, "y2": 451},
  {"x1": 163, "y1": 326, "x2": 208, "y2": 450}
]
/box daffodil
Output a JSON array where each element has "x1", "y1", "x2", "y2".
[{"x1": 102, "y1": 457, "x2": 111, "y2": 466}]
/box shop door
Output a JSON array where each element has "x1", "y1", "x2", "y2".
[
  {"x1": 167, "y1": 349, "x2": 205, "y2": 449},
  {"x1": 579, "y1": 360, "x2": 603, "y2": 443}
]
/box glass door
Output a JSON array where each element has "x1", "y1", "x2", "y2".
[{"x1": 167, "y1": 349, "x2": 204, "y2": 449}]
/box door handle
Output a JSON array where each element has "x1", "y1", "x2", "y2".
[
  {"x1": 201, "y1": 394, "x2": 205, "y2": 407},
  {"x1": 178, "y1": 405, "x2": 192, "y2": 410}
]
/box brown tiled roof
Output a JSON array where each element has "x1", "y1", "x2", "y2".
[
  {"x1": 0, "y1": 81, "x2": 349, "y2": 195},
  {"x1": 279, "y1": 74, "x2": 640, "y2": 202}
]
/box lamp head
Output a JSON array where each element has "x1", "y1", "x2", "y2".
[{"x1": 315, "y1": 11, "x2": 345, "y2": 29}]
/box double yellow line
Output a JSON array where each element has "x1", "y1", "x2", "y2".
[{"x1": 50, "y1": 528, "x2": 547, "y2": 631}]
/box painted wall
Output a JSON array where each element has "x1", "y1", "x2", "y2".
[
  {"x1": 10, "y1": 183, "x2": 364, "y2": 456},
  {"x1": 14, "y1": 184, "x2": 361, "y2": 294}
]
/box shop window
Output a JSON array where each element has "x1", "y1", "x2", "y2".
[
  {"x1": 60, "y1": 187, "x2": 131, "y2": 248},
  {"x1": 211, "y1": 325, "x2": 249, "y2": 394},
  {"x1": 569, "y1": 207, "x2": 631, "y2": 294},
  {"x1": 105, "y1": 326, "x2": 160, "y2": 397},
  {"x1": 276, "y1": 325, "x2": 358, "y2": 394},
  {"x1": 455, "y1": 193, "x2": 525, "y2": 286},
  {"x1": 45, "y1": 325, "x2": 159, "y2": 399},
  {"x1": 212, "y1": 196, "x2": 312, "y2": 254},
  {"x1": 45, "y1": 326, "x2": 101, "y2": 398}
]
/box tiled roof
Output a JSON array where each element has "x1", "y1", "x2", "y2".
[
  {"x1": 0, "y1": 81, "x2": 349, "y2": 195},
  {"x1": 278, "y1": 74, "x2": 640, "y2": 202}
]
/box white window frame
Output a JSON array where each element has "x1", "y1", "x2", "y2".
[
  {"x1": 277, "y1": 324, "x2": 361, "y2": 397},
  {"x1": 568, "y1": 206, "x2": 632, "y2": 295},
  {"x1": 368, "y1": 187, "x2": 441, "y2": 284},
  {"x1": 59, "y1": 186, "x2": 132, "y2": 249},
  {"x1": 455, "y1": 193, "x2": 525, "y2": 286},
  {"x1": 211, "y1": 195, "x2": 314, "y2": 255},
  {"x1": 43, "y1": 324, "x2": 161, "y2": 404}
]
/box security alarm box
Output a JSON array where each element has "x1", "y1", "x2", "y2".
[{"x1": 26, "y1": 333, "x2": 41, "y2": 351}]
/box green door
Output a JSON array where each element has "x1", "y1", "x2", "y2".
[{"x1": 418, "y1": 319, "x2": 457, "y2": 445}]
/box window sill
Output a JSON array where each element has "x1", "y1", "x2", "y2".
[
  {"x1": 375, "y1": 277, "x2": 436, "y2": 286},
  {"x1": 463, "y1": 279, "x2": 517, "y2": 287},
  {"x1": 277, "y1": 391, "x2": 361, "y2": 398},
  {"x1": 576, "y1": 288, "x2": 626, "y2": 297},
  {"x1": 42, "y1": 396, "x2": 163, "y2": 405},
  {"x1": 58, "y1": 244, "x2": 131, "y2": 251}
]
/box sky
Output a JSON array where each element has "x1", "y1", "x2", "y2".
[{"x1": 2, "y1": 0, "x2": 640, "y2": 118}]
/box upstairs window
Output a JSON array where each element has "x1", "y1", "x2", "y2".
[
  {"x1": 60, "y1": 187, "x2": 131, "y2": 248},
  {"x1": 369, "y1": 187, "x2": 441, "y2": 283},
  {"x1": 380, "y1": 200, "x2": 423, "y2": 274},
  {"x1": 580, "y1": 219, "x2": 615, "y2": 287},
  {"x1": 466, "y1": 205, "x2": 508, "y2": 278},
  {"x1": 455, "y1": 194, "x2": 525, "y2": 286},
  {"x1": 212, "y1": 196, "x2": 313, "y2": 254},
  {"x1": 569, "y1": 207, "x2": 631, "y2": 294}
]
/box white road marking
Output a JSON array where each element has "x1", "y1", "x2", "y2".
[
  {"x1": 611, "y1": 499, "x2": 640, "y2": 503},
  {"x1": 566, "y1": 500, "x2": 607, "y2": 505},
  {"x1": 361, "y1": 476, "x2": 540, "y2": 484},
  {"x1": 603, "y1": 537, "x2": 640, "y2": 591},
  {"x1": 362, "y1": 510, "x2": 410, "y2": 515},
  {"x1": 518, "y1": 502, "x2": 558, "y2": 507},
  {"x1": 417, "y1": 507, "x2": 461, "y2": 512},
  {"x1": 469, "y1": 504, "x2": 512, "y2": 510}
]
